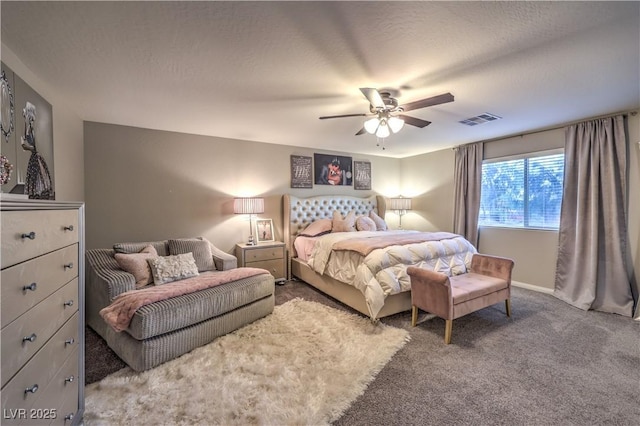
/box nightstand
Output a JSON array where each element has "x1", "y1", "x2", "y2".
[{"x1": 235, "y1": 241, "x2": 287, "y2": 284}]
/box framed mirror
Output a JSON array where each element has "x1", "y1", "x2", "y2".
[{"x1": 1, "y1": 70, "x2": 14, "y2": 143}]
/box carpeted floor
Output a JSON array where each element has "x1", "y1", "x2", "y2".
[{"x1": 86, "y1": 280, "x2": 640, "y2": 425}]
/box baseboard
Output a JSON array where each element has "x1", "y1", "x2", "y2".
[{"x1": 512, "y1": 280, "x2": 554, "y2": 295}]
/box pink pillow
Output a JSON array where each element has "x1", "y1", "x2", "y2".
[
  {"x1": 332, "y1": 210, "x2": 356, "y2": 232},
  {"x1": 114, "y1": 245, "x2": 159, "y2": 288},
  {"x1": 369, "y1": 210, "x2": 388, "y2": 231},
  {"x1": 356, "y1": 215, "x2": 377, "y2": 231},
  {"x1": 299, "y1": 218, "x2": 332, "y2": 237}
]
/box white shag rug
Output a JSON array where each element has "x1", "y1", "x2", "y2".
[{"x1": 84, "y1": 298, "x2": 410, "y2": 425}]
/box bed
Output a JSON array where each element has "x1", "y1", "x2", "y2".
[{"x1": 283, "y1": 194, "x2": 478, "y2": 319}]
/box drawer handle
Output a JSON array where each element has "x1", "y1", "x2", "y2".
[
  {"x1": 64, "y1": 300, "x2": 74, "y2": 307},
  {"x1": 63, "y1": 225, "x2": 74, "y2": 231},
  {"x1": 24, "y1": 384, "x2": 39, "y2": 395},
  {"x1": 64, "y1": 262, "x2": 74, "y2": 270},
  {"x1": 65, "y1": 338, "x2": 75, "y2": 346},
  {"x1": 22, "y1": 333, "x2": 37, "y2": 343},
  {"x1": 65, "y1": 375, "x2": 75, "y2": 383},
  {"x1": 22, "y1": 282, "x2": 37, "y2": 292},
  {"x1": 21, "y1": 231, "x2": 36, "y2": 240}
]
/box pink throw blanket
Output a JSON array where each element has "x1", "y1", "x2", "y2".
[
  {"x1": 100, "y1": 268, "x2": 270, "y2": 332},
  {"x1": 332, "y1": 232, "x2": 460, "y2": 256}
]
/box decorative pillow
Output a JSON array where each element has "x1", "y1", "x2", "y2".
[
  {"x1": 113, "y1": 241, "x2": 169, "y2": 256},
  {"x1": 168, "y1": 238, "x2": 216, "y2": 272},
  {"x1": 369, "y1": 210, "x2": 388, "y2": 231},
  {"x1": 356, "y1": 215, "x2": 377, "y2": 232},
  {"x1": 299, "y1": 218, "x2": 332, "y2": 237},
  {"x1": 147, "y1": 253, "x2": 200, "y2": 285},
  {"x1": 114, "y1": 245, "x2": 159, "y2": 288},
  {"x1": 332, "y1": 210, "x2": 356, "y2": 232}
]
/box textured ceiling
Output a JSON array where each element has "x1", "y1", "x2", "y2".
[{"x1": 1, "y1": 1, "x2": 638, "y2": 158}]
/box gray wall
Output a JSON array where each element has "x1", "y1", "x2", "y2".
[{"x1": 83, "y1": 122, "x2": 400, "y2": 253}]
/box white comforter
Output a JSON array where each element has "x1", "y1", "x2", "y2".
[{"x1": 306, "y1": 230, "x2": 477, "y2": 318}]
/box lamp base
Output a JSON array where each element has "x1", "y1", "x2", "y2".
[{"x1": 247, "y1": 235, "x2": 257, "y2": 246}]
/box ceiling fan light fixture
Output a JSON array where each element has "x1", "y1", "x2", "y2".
[
  {"x1": 364, "y1": 117, "x2": 380, "y2": 134},
  {"x1": 388, "y1": 116, "x2": 405, "y2": 133},
  {"x1": 376, "y1": 122, "x2": 390, "y2": 138}
]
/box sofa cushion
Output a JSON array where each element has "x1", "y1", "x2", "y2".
[
  {"x1": 449, "y1": 272, "x2": 509, "y2": 305},
  {"x1": 148, "y1": 253, "x2": 200, "y2": 285},
  {"x1": 168, "y1": 238, "x2": 216, "y2": 272},
  {"x1": 114, "y1": 245, "x2": 159, "y2": 288},
  {"x1": 114, "y1": 241, "x2": 170, "y2": 256},
  {"x1": 126, "y1": 272, "x2": 275, "y2": 340}
]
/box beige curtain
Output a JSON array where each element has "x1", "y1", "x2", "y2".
[
  {"x1": 554, "y1": 115, "x2": 634, "y2": 316},
  {"x1": 453, "y1": 142, "x2": 483, "y2": 248}
]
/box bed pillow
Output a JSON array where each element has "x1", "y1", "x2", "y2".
[
  {"x1": 147, "y1": 252, "x2": 200, "y2": 285},
  {"x1": 114, "y1": 245, "x2": 159, "y2": 288},
  {"x1": 299, "y1": 218, "x2": 332, "y2": 237},
  {"x1": 356, "y1": 215, "x2": 377, "y2": 232},
  {"x1": 168, "y1": 238, "x2": 216, "y2": 272},
  {"x1": 332, "y1": 210, "x2": 356, "y2": 232},
  {"x1": 369, "y1": 210, "x2": 388, "y2": 231}
]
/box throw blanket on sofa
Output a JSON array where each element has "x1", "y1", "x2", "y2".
[{"x1": 101, "y1": 268, "x2": 270, "y2": 332}]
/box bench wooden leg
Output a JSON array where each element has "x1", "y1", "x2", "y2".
[
  {"x1": 444, "y1": 319, "x2": 453, "y2": 344},
  {"x1": 505, "y1": 298, "x2": 512, "y2": 317},
  {"x1": 411, "y1": 305, "x2": 418, "y2": 327}
]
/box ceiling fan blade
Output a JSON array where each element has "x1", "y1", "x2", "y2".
[
  {"x1": 399, "y1": 114, "x2": 432, "y2": 128},
  {"x1": 319, "y1": 113, "x2": 368, "y2": 120},
  {"x1": 355, "y1": 127, "x2": 367, "y2": 136},
  {"x1": 360, "y1": 88, "x2": 385, "y2": 109},
  {"x1": 400, "y1": 92, "x2": 454, "y2": 112}
]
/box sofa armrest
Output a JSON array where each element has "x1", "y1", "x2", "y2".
[
  {"x1": 470, "y1": 254, "x2": 514, "y2": 283},
  {"x1": 209, "y1": 243, "x2": 237, "y2": 270},
  {"x1": 85, "y1": 249, "x2": 136, "y2": 299}
]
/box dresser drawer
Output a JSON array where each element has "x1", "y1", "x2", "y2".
[
  {"x1": 248, "y1": 259, "x2": 285, "y2": 280},
  {"x1": 1, "y1": 280, "x2": 78, "y2": 387},
  {"x1": 1, "y1": 209, "x2": 79, "y2": 269},
  {"x1": 54, "y1": 389, "x2": 80, "y2": 426},
  {"x1": 1, "y1": 314, "x2": 79, "y2": 415},
  {"x1": 2, "y1": 245, "x2": 79, "y2": 327},
  {"x1": 244, "y1": 245, "x2": 284, "y2": 262},
  {"x1": 11, "y1": 346, "x2": 79, "y2": 426}
]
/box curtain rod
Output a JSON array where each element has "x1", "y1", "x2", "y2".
[{"x1": 454, "y1": 109, "x2": 638, "y2": 149}]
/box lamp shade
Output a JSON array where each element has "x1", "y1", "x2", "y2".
[
  {"x1": 376, "y1": 123, "x2": 390, "y2": 138},
  {"x1": 388, "y1": 116, "x2": 405, "y2": 133},
  {"x1": 389, "y1": 197, "x2": 412, "y2": 211},
  {"x1": 233, "y1": 197, "x2": 265, "y2": 215},
  {"x1": 364, "y1": 117, "x2": 380, "y2": 134}
]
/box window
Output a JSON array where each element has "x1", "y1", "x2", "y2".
[{"x1": 479, "y1": 151, "x2": 564, "y2": 229}]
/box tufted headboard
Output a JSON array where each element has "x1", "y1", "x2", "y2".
[{"x1": 283, "y1": 194, "x2": 386, "y2": 263}]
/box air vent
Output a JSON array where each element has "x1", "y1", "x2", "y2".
[{"x1": 459, "y1": 112, "x2": 502, "y2": 126}]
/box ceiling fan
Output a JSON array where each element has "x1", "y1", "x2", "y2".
[{"x1": 319, "y1": 88, "x2": 454, "y2": 138}]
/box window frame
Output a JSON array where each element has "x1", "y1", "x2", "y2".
[{"x1": 479, "y1": 148, "x2": 564, "y2": 231}]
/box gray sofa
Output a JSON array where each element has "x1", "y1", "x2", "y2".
[{"x1": 86, "y1": 239, "x2": 275, "y2": 371}]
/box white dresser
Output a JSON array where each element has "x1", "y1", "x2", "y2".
[{"x1": 1, "y1": 199, "x2": 84, "y2": 425}]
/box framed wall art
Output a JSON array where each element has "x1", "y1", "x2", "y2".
[
  {"x1": 353, "y1": 161, "x2": 371, "y2": 190},
  {"x1": 255, "y1": 218, "x2": 275, "y2": 243},
  {"x1": 290, "y1": 155, "x2": 313, "y2": 188},
  {"x1": 314, "y1": 153, "x2": 352, "y2": 186}
]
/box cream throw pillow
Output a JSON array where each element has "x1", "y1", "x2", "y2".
[
  {"x1": 147, "y1": 252, "x2": 200, "y2": 285},
  {"x1": 332, "y1": 210, "x2": 356, "y2": 232},
  {"x1": 114, "y1": 245, "x2": 159, "y2": 288},
  {"x1": 356, "y1": 215, "x2": 377, "y2": 231},
  {"x1": 369, "y1": 210, "x2": 388, "y2": 231}
]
